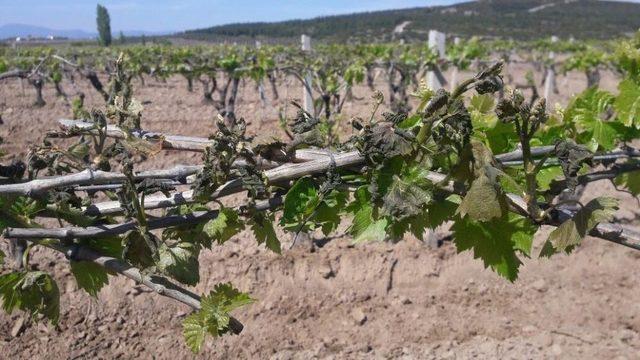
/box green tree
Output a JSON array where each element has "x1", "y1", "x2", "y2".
[
  {"x1": 96, "y1": 4, "x2": 112, "y2": 47},
  {"x1": 118, "y1": 31, "x2": 126, "y2": 45}
]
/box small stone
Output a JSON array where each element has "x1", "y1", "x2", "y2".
[
  {"x1": 38, "y1": 336, "x2": 50, "y2": 343},
  {"x1": 532, "y1": 279, "x2": 547, "y2": 292},
  {"x1": 522, "y1": 325, "x2": 537, "y2": 334},
  {"x1": 75, "y1": 331, "x2": 87, "y2": 339},
  {"x1": 618, "y1": 329, "x2": 636, "y2": 343},
  {"x1": 477, "y1": 284, "x2": 489, "y2": 295},
  {"x1": 319, "y1": 263, "x2": 334, "y2": 279},
  {"x1": 11, "y1": 317, "x2": 26, "y2": 338},
  {"x1": 551, "y1": 344, "x2": 562, "y2": 356},
  {"x1": 351, "y1": 308, "x2": 367, "y2": 326},
  {"x1": 37, "y1": 322, "x2": 49, "y2": 334}
]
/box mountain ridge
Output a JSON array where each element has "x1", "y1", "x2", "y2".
[{"x1": 182, "y1": 0, "x2": 640, "y2": 42}]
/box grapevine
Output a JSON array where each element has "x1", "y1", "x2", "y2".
[{"x1": 1, "y1": 35, "x2": 640, "y2": 354}]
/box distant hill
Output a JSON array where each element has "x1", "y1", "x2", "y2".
[
  {"x1": 182, "y1": 0, "x2": 640, "y2": 43},
  {"x1": 0, "y1": 23, "x2": 169, "y2": 41},
  {"x1": 0, "y1": 24, "x2": 95, "y2": 40}
]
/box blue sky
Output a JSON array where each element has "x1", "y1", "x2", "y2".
[{"x1": 0, "y1": 0, "x2": 465, "y2": 33}]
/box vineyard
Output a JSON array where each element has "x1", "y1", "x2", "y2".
[{"x1": 1, "y1": 29, "x2": 640, "y2": 358}]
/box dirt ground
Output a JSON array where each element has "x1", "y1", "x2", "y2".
[{"x1": 0, "y1": 62, "x2": 639, "y2": 359}]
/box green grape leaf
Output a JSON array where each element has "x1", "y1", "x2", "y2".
[
  {"x1": 426, "y1": 195, "x2": 459, "y2": 229},
  {"x1": 250, "y1": 213, "x2": 281, "y2": 254},
  {"x1": 70, "y1": 261, "x2": 109, "y2": 297},
  {"x1": 452, "y1": 214, "x2": 537, "y2": 281},
  {"x1": 203, "y1": 208, "x2": 244, "y2": 245},
  {"x1": 183, "y1": 314, "x2": 208, "y2": 354},
  {"x1": 122, "y1": 231, "x2": 156, "y2": 269},
  {"x1": 536, "y1": 166, "x2": 564, "y2": 192},
  {"x1": 182, "y1": 283, "x2": 254, "y2": 353},
  {"x1": 313, "y1": 190, "x2": 347, "y2": 236},
  {"x1": 354, "y1": 219, "x2": 388, "y2": 243},
  {"x1": 157, "y1": 242, "x2": 200, "y2": 286},
  {"x1": 457, "y1": 171, "x2": 508, "y2": 222},
  {"x1": 564, "y1": 87, "x2": 618, "y2": 150},
  {"x1": 615, "y1": 79, "x2": 640, "y2": 128},
  {"x1": 281, "y1": 177, "x2": 319, "y2": 231},
  {"x1": 281, "y1": 177, "x2": 346, "y2": 235},
  {"x1": 544, "y1": 197, "x2": 618, "y2": 254},
  {"x1": 82, "y1": 236, "x2": 123, "y2": 259},
  {"x1": 163, "y1": 204, "x2": 212, "y2": 248},
  {"x1": 614, "y1": 169, "x2": 640, "y2": 196},
  {"x1": 590, "y1": 120, "x2": 618, "y2": 151},
  {"x1": 0, "y1": 271, "x2": 60, "y2": 324},
  {"x1": 469, "y1": 94, "x2": 495, "y2": 114},
  {"x1": 347, "y1": 186, "x2": 388, "y2": 243}
]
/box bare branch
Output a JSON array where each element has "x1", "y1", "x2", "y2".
[
  {"x1": 5, "y1": 197, "x2": 282, "y2": 239},
  {"x1": 45, "y1": 241, "x2": 244, "y2": 334}
]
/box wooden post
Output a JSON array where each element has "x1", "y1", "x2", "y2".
[
  {"x1": 543, "y1": 35, "x2": 558, "y2": 102},
  {"x1": 426, "y1": 30, "x2": 447, "y2": 91},
  {"x1": 255, "y1": 40, "x2": 267, "y2": 107},
  {"x1": 426, "y1": 31, "x2": 448, "y2": 247},
  {"x1": 301, "y1": 34, "x2": 314, "y2": 115},
  {"x1": 450, "y1": 37, "x2": 461, "y2": 92},
  {"x1": 292, "y1": 34, "x2": 315, "y2": 250}
]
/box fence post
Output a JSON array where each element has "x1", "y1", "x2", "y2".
[
  {"x1": 293, "y1": 36, "x2": 315, "y2": 250},
  {"x1": 543, "y1": 35, "x2": 558, "y2": 101},
  {"x1": 426, "y1": 30, "x2": 447, "y2": 91},
  {"x1": 301, "y1": 34, "x2": 314, "y2": 115},
  {"x1": 426, "y1": 31, "x2": 449, "y2": 247},
  {"x1": 450, "y1": 37, "x2": 461, "y2": 92},
  {"x1": 255, "y1": 40, "x2": 267, "y2": 107}
]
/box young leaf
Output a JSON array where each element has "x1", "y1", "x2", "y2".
[
  {"x1": 0, "y1": 271, "x2": 60, "y2": 325},
  {"x1": 457, "y1": 171, "x2": 508, "y2": 222},
  {"x1": 347, "y1": 186, "x2": 388, "y2": 243},
  {"x1": 354, "y1": 219, "x2": 388, "y2": 243},
  {"x1": 313, "y1": 190, "x2": 347, "y2": 236},
  {"x1": 536, "y1": 166, "x2": 564, "y2": 192},
  {"x1": 122, "y1": 231, "x2": 156, "y2": 269},
  {"x1": 281, "y1": 177, "x2": 346, "y2": 235},
  {"x1": 452, "y1": 214, "x2": 537, "y2": 281},
  {"x1": 469, "y1": 94, "x2": 495, "y2": 114},
  {"x1": 615, "y1": 79, "x2": 640, "y2": 128},
  {"x1": 564, "y1": 87, "x2": 617, "y2": 151},
  {"x1": 203, "y1": 208, "x2": 244, "y2": 245},
  {"x1": 544, "y1": 197, "x2": 618, "y2": 254},
  {"x1": 281, "y1": 177, "x2": 319, "y2": 231},
  {"x1": 614, "y1": 169, "x2": 640, "y2": 196},
  {"x1": 70, "y1": 261, "x2": 109, "y2": 297},
  {"x1": 182, "y1": 314, "x2": 208, "y2": 354},
  {"x1": 82, "y1": 236, "x2": 123, "y2": 259},
  {"x1": 182, "y1": 283, "x2": 254, "y2": 353},
  {"x1": 156, "y1": 242, "x2": 200, "y2": 286},
  {"x1": 250, "y1": 213, "x2": 281, "y2": 254}
]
